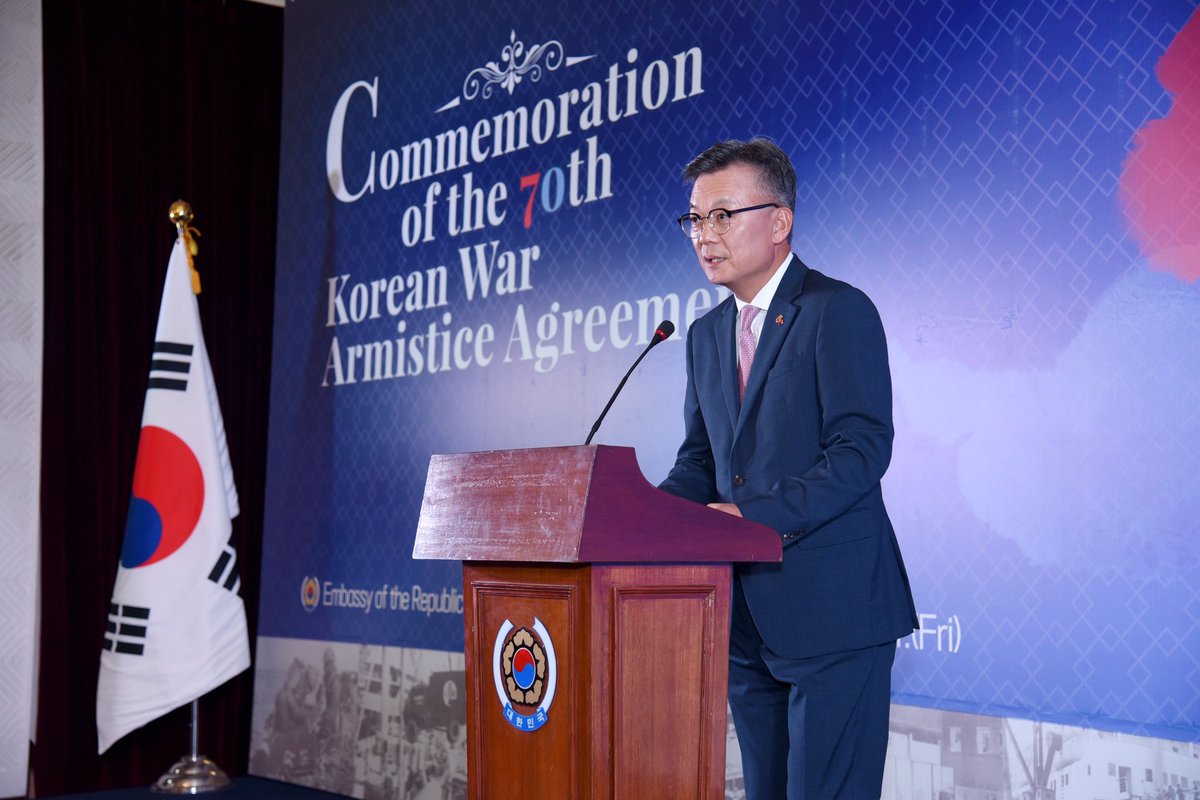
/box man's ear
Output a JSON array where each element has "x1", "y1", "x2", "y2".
[{"x1": 772, "y1": 206, "x2": 794, "y2": 244}]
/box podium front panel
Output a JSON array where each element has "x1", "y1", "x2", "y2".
[{"x1": 465, "y1": 564, "x2": 587, "y2": 799}]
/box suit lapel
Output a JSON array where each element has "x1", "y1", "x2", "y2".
[{"x1": 734, "y1": 257, "x2": 809, "y2": 439}]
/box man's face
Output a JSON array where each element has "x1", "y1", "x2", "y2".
[{"x1": 689, "y1": 162, "x2": 790, "y2": 301}]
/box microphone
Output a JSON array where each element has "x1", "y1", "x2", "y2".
[{"x1": 584, "y1": 320, "x2": 675, "y2": 445}]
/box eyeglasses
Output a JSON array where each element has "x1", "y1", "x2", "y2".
[{"x1": 677, "y1": 202, "x2": 780, "y2": 238}]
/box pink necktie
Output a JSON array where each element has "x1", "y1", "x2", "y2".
[{"x1": 738, "y1": 305, "x2": 760, "y2": 401}]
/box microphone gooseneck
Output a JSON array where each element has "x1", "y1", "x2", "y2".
[{"x1": 584, "y1": 320, "x2": 675, "y2": 446}]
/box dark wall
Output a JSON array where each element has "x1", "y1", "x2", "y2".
[{"x1": 38, "y1": 0, "x2": 282, "y2": 793}]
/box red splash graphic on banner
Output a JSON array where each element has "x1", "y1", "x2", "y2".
[{"x1": 1119, "y1": 9, "x2": 1200, "y2": 283}]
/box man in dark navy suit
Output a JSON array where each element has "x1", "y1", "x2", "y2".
[{"x1": 659, "y1": 138, "x2": 917, "y2": 799}]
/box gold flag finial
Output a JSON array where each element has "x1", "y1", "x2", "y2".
[
  {"x1": 168, "y1": 199, "x2": 192, "y2": 234},
  {"x1": 168, "y1": 200, "x2": 202, "y2": 294}
]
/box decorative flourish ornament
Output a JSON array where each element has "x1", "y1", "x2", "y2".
[{"x1": 464, "y1": 31, "x2": 565, "y2": 101}]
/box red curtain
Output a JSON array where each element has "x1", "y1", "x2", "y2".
[{"x1": 38, "y1": 0, "x2": 282, "y2": 793}]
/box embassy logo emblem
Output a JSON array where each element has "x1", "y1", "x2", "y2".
[{"x1": 300, "y1": 576, "x2": 320, "y2": 612}]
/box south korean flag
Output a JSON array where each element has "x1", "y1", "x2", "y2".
[{"x1": 96, "y1": 237, "x2": 250, "y2": 754}]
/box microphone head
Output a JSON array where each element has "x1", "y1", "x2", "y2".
[{"x1": 654, "y1": 320, "x2": 676, "y2": 342}]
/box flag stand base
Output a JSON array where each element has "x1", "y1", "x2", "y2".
[
  {"x1": 150, "y1": 754, "x2": 231, "y2": 794},
  {"x1": 150, "y1": 699, "x2": 231, "y2": 793}
]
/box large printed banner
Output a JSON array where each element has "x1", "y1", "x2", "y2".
[{"x1": 255, "y1": 1, "x2": 1200, "y2": 784}]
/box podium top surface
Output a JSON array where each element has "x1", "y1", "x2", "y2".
[{"x1": 412, "y1": 445, "x2": 782, "y2": 564}]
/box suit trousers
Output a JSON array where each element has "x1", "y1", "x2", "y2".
[{"x1": 728, "y1": 574, "x2": 896, "y2": 800}]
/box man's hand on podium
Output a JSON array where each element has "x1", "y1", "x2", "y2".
[{"x1": 707, "y1": 502, "x2": 743, "y2": 517}]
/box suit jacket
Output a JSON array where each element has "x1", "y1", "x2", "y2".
[{"x1": 660, "y1": 255, "x2": 917, "y2": 659}]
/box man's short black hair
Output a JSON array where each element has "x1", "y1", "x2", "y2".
[{"x1": 682, "y1": 137, "x2": 797, "y2": 211}]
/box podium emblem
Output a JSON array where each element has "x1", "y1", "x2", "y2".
[{"x1": 492, "y1": 617, "x2": 558, "y2": 731}]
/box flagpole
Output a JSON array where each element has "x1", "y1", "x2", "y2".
[
  {"x1": 190, "y1": 699, "x2": 199, "y2": 759},
  {"x1": 149, "y1": 202, "x2": 233, "y2": 795},
  {"x1": 152, "y1": 700, "x2": 232, "y2": 794}
]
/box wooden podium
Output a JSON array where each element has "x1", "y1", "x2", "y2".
[{"x1": 413, "y1": 445, "x2": 781, "y2": 799}]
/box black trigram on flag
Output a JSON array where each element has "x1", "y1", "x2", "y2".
[
  {"x1": 148, "y1": 341, "x2": 193, "y2": 391},
  {"x1": 104, "y1": 603, "x2": 150, "y2": 656},
  {"x1": 208, "y1": 534, "x2": 241, "y2": 594}
]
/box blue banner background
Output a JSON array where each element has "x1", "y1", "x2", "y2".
[{"x1": 260, "y1": 0, "x2": 1200, "y2": 742}]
